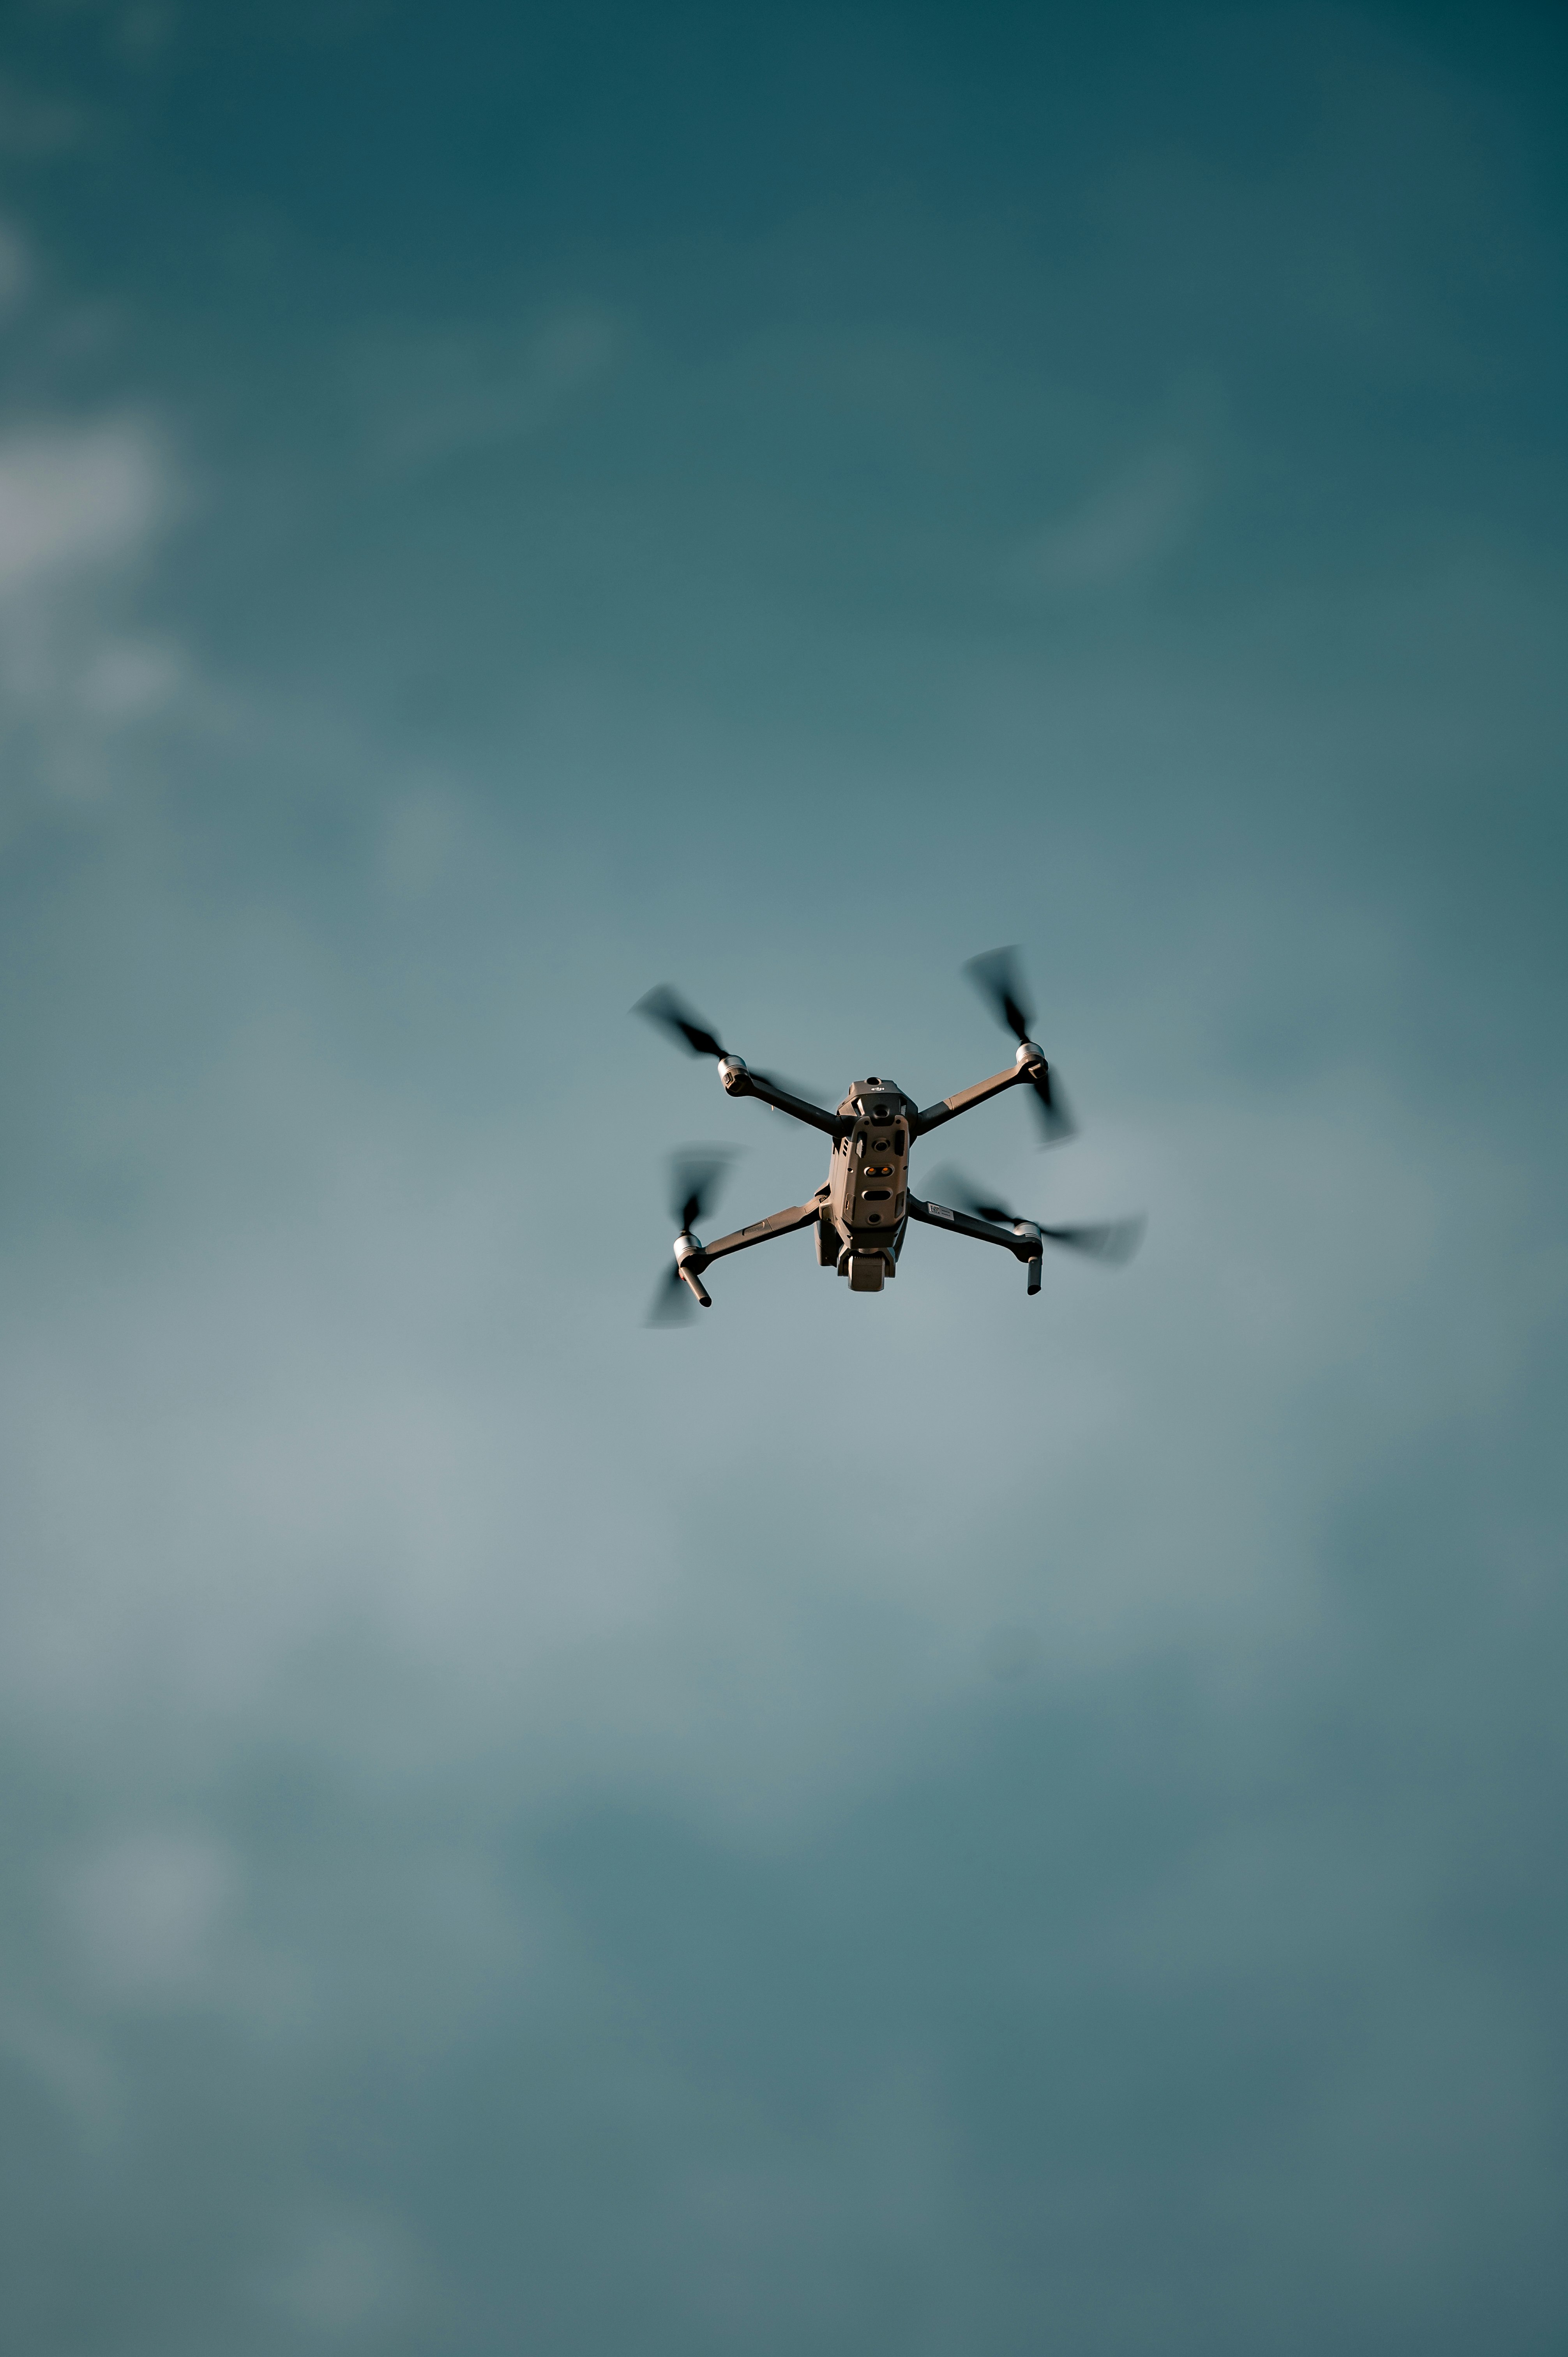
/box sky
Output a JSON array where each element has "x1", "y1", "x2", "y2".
[{"x1": 0, "y1": 2, "x2": 1566, "y2": 2350}]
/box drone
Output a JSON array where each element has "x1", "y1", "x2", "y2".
[{"x1": 635, "y1": 947, "x2": 1143, "y2": 1320}]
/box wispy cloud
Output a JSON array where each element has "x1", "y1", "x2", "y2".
[
  {"x1": 0, "y1": 421, "x2": 165, "y2": 591},
  {"x1": 348, "y1": 305, "x2": 623, "y2": 473},
  {"x1": 1018, "y1": 444, "x2": 1209, "y2": 593},
  {"x1": 0, "y1": 417, "x2": 189, "y2": 807}
]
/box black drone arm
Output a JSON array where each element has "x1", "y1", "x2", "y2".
[
  {"x1": 692, "y1": 1193, "x2": 826, "y2": 1269},
  {"x1": 723, "y1": 1070, "x2": 848, "y2": 1140},
  {"x1": 910, "y1": 1063, "x2": 1033, "y2": 1138},
  {"x1": 906, "y1": 1191, "x2": 1036, "y2": 1261}
]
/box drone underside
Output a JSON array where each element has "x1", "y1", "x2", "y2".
[{"x1": 637, "y1": 951, "x2": 1142, "y2": 1322}]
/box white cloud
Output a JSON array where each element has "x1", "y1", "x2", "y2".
[
  {"x1": 76, "y1": 632, "x2": 187, "y2": 718},
  {"x1": 0, "y1": 1000, "x2": 1545, "y2": 1850},
  {"x1": 59, "y1": 1830, "x2": 240, "y2": 2004},
  {"x1": 0, "y1": 421, "x2": 166, "y2": 592},
  {"x1": 0, "y1": 416, "x2": 189, "y2": 806}
]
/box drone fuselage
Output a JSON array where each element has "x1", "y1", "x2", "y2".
[{"x1": 819, "y1": 1077, "x2": 913, "y2": 1292}]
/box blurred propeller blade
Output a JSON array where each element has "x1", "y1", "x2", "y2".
[
  {"x1": 964, "y1": 946, "x2": 1035, "y2": 1045},
  {"x1": 633, "y1": 985, "x2": 727, "y2": 1060},
  {"x1": 646, "y1": 1262, "x2": 697, "y2": 1325},
  {"x1": 926, "y1": 1166, "x2": 1143, "y2": 1265},
  {"x1": 645, "y1": 1148, "x2": 735, "y2": 1326},
  {"x1": 1038, "y1": 1217, "x2": 1145, "y2": 1265},
  {"x1": 925, "y1": 1167, "x2": 1016, "y2": 1227},
  {"x1": 964, "y1": 948, "x2": 1074, "y2": 1143},
  {"x1": 1028, "y1": 1066, "x2": 1075, "y2": 1143},
  {"x1": 668, "y1": 1148, "x2": 734, "y2": 1233},
  {"x1": 634, "y1": 991, "x2": 827, "y2": 1106}
]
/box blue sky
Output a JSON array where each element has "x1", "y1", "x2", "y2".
[{"x1": 0, "y1": 4, "x2": 1565, "y2": 2352}]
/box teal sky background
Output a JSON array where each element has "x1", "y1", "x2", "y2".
[{"x1": 1, "y1": 4, "x2": 1566, "y2": 2351}]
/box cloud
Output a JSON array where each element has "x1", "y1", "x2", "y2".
[
  {"x1": 0, "y1": 421, "x2": 166, "y2": 592},
  {"x1": 0, "y1": 417, "x2": 187, "y2": 807},
  {"x1": 264, "y1": 2211, "x2": 433, "y2": 2341},
  {"x1": 58, "y1": 1830, "x2": 240, "y2": 2004},
  {"x1": 0, "y1": 5, "x2": 1563, "y2": 2348},
  {"x1": 348, "y1": 305, "x2": 623, "y2": 473},
  {"x1": 1018, "y1": 444, "x2": 1209, "y2": 593}
]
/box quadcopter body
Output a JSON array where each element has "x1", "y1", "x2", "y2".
[{"x1": 637, "y1": 950, "x2": 1142, "y2": 1319}]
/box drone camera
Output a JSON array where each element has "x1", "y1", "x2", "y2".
[{"x1": 852, "y1": 1077, "x2": 899, "y2": 1121}]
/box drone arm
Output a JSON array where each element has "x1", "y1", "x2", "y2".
[
  {"x1": 693, "y1": 1194, "x2": 827, "y2": 1268},
  {"x1": 906, "y1": 1192, "x2": 1036, "y2": 1262},
  {"x1": 909, "y1": 1063, "x2": 1031, "y2": 1138},
  {"x1": 723, "y1": 1071, "x2": 848, "y2": 1140}
]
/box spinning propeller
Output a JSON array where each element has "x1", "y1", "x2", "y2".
[
  {"x1": 963, "y1": 947, "x2": 1074, "y2": 1142},
  {"x1": 633, "y1": 986, "x2": 821, "y2": 1106},
  {"x1": 633, "y1": 986, "x2": 730, "y2": 1061},
  {"x1": 646, "y1": 1149, "x2": 733, "y2": 1324},
  {"x1": 926, "y1": 1166, "x2": 1144, "y2": 1265}
]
